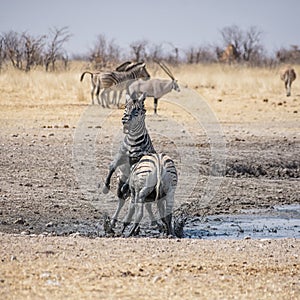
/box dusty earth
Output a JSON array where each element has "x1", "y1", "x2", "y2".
[{"x1": 0, "y1": 84, "x2": 300, "y2": 298}]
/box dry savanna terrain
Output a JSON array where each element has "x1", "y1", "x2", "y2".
[{"x1": 0, "y1": 63, "x2": 299, "y2": 299}]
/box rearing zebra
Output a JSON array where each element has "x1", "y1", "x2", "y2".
[
  {"x1": 122, "y1": 153, "x2": 178, "y2": 236},
  {"x1": 102, "y1": 92, "x2": 156, "y2": 226}
]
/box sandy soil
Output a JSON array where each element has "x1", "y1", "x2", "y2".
[
  {"x1": 0, "y1": 234, "x2": 299, "y2": 299},
  {"x1": 0, "y1": 80, "x2": 299, "y2": 298}
]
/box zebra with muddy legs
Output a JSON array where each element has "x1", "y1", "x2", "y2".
[
  {"x1": 102, "y1": 92, "x2": 157, "y2": 227},
  {"x1": 122, "y1": 153, "x2": 178, "y2": 237},
  {"x1": 280, "y1": 66, "x2": 296, "y2": 97},
  {"x1": 128, "y1": 61, "x2": 180, "y2": 114}
]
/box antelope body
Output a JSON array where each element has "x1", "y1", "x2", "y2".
[
  {"x1": 128, "y1": 62, "x2": 180, "y2": 114},
  {"x1": 280, "y1": 66, "x2": 296, "y2": 97}
]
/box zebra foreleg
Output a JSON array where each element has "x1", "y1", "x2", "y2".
[
  {"x1": 91, "y1": 86, "x2": 95, "y2": 105},
  {"x1": 102, "y1": 166, "x2": 115, "y2": 194},
  {"x1": 110, "y1": 178, "x2": 129, "y2": 227},
  {"x1": 100, "y1": 90, "x2": 110, "y2": 108},
  {"x1": 117, "y1": 90, "x2": 124, "y2": 108},
  {"x1": 95, "y1": 85, "x2": 101, "y2": 105}
]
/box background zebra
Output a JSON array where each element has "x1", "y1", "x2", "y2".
[
  {"x1": 99, "y1": 62, "x2": 150, "y2": 107},
  {"x1": 122, "y1": 153, "x2": 178, "y2": 237},
  {"x1": 102, "y1": 92, "x2": 156, "y2": 227},
  {"x1": 280, "y1": 66, "x2": 296, "y2": 97},
  {"x1": 80, "y1": 61, "x2": 135, "y2": 106}
]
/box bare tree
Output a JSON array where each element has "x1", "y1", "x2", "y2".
[
  {"x1": 186, "y1": 46, "x2": 216, "y2": 64},
  {"x1": 0, "y1": 36, "x2": 5, "y2": 71},
  {"x1": 44, "y1": 26, "x2": 71, "y2": 71},
  {"x1": 3, "y1": 31, "x2": 24, "y2": 70},
  {"x1": 147, "y1": 43, "x2": 164, "y2": 62},
  {"x1": 129, "y1": 40, "x2": 148, "y2": 62},
  {"x1": 276, "y1": 45, "x2": 300, "y2": 64},
  {"x1": 89, "y1": 34, "x2": 120, "y2": 69},
  {"x1": 23, "y1": 33, "x2": 45, "y2": 72},
  {"x1": 218, "y1": 25, "x2": 265, "y2": 65},
  {"x1": 242, "y1": 26, "x2": 264, "y2": 63},
  {"x1": 219, "y1": 25, "x2": 243, "y2": 59}
]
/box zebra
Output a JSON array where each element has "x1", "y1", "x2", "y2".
[
  {"x1": 128, "y1": 61, "x2": 180, "y2": 114},
  {"x1": 102, "y1": 92, "x2": 156, "y2": 227},
  {"x1": 122, "y1": 153, "x2": 178, "y2": 237},
  {"x1": 80, "y1": 61, "x2": 135, "y2": 106},
  {"x1": 280, "y1": 66, "x2": 296, "y2": 97},
  {"x1": 99, "y1": 62, "x2": 150, "y2": 107}
]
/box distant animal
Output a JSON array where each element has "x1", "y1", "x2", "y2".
[
  {"x1": 80, "y1": 62, "x2": 150, "y2": 107},
  {"x1": 128, "y1": 61, "x2": 180, "y2": 114},
  {"x1": 280, "y1": 66, "x2": 296, "y2": 97},
  {"x1": 102, "y1": 92, "x2": 156, "y2": 227},
  {"x1": 218, "y1": 44, "x2": 239, "y2": 64},
  {"x1": 80, "y1": 70, "x2": 101, "y2": 105},
  {"x1": 80, "y1": 61, "x2": 132, "y2": 105},
  {"x1": 122, "y1": 152, "x2": 178, "y2": 237}
]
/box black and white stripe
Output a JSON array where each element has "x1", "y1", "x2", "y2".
[
  {"x1": 80, "y1": 61, "x2": 149, "y2": 107},
  {"x1": 122, "y1": 153, "x2": 178, "y2": 236},
  {"x1": 102, "y1": 92, "x2": 156, "y2": 226},
  {"x1": 100, "y1": 62, "x2": 150, "y2": 106}
]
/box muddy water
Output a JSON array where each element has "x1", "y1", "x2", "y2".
[{"x1": 184, "y1": 204, "x2": 300, "y2": 240}]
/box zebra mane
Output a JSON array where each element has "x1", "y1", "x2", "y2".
[
  {"x1": 125, "y1": 92, "x2": 146, "y2": 109},
  {"x1": 125, "y1": 62, "x2": 145, "y2": 72}
]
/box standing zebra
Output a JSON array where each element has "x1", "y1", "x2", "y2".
[
  {"x1": 80, "y1": 61, "x2": 137, "y2": 105},
  {"x1": 280, "y1": 66, "x2": 296, "y2": 97},
  {"x1": 122, "y1": 153, "x2": 178, "y2": 237},
  {"x1": 102, "y1": 92, "x2": 156, "y2": 226},
  {"x1": 99, "y1": 62, "x2": 150, "y2": 107}
]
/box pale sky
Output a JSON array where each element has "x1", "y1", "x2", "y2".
[{"x1": 1, "y1": 0, "x2": 299, "y2": 56}]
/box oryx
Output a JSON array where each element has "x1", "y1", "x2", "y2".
[{"x1": 128, "y1": 61, "x2": 180, "y2": 114}]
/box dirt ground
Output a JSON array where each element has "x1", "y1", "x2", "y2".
[{"x1": 0, "y1": 79, "x2": 299, "y2": 298}]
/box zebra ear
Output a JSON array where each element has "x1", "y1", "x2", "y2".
[
  {"x1": 125, "y1": 93, "x2": 131, "y2": 104},
  {"x1": 130, "y1": 91, "x2": 138, "y2": 101},
  {"x1": 138, "y1": 92, "x2": 147, "y2": 102}
]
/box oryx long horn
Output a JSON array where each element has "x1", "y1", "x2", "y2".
[{"x1": 156, "y1": 61, "x2": 175, "y2": 80}]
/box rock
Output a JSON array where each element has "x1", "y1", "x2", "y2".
[
  {"x1": 14, "y1": 218, "x2": 25, "y2": 225},
  {"x1": 20, "y1": 230, "x2": 30, "y2": 235},
  {"x1": 46, "y1": 222, "x2": 54, "y2": 227}
]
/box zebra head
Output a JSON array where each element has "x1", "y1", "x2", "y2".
[
  {"x1": 122, "y1": 92, "x2": 147, "y2": 134},
  {"x1": 127, "y1": 62, "x2": 150, "y2": 80}
]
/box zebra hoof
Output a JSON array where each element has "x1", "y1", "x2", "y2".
[{"x1": 102, "y1": 185, "x2": 110, "y2": 194}]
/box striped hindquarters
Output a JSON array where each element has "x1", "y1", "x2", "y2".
[{"x1": 130, "y1": 153, "x2": 177, "y2": 197}]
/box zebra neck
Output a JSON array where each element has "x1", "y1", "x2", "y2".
[{"x1": 124, "y1": 127, "x2": 155, "y2": 157}]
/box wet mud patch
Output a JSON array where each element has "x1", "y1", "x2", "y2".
[{"x1": 184, "y1": 204, "x2": 300, "y2": 240}]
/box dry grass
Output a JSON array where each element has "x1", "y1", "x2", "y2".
[
  {"x1": 0, "y1": 62, "x2": 299, "y2": 107},
  {"x1": 175, "y1": 63, "x2": 300, "y2": 98}
]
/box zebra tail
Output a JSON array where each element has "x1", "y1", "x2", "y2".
[
  {"x1": 80, "y1": 71, "x2": 93, "y2": 82},
  {"x1": 155, "y1": 154, "x2": 162, "y2": 202}
]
